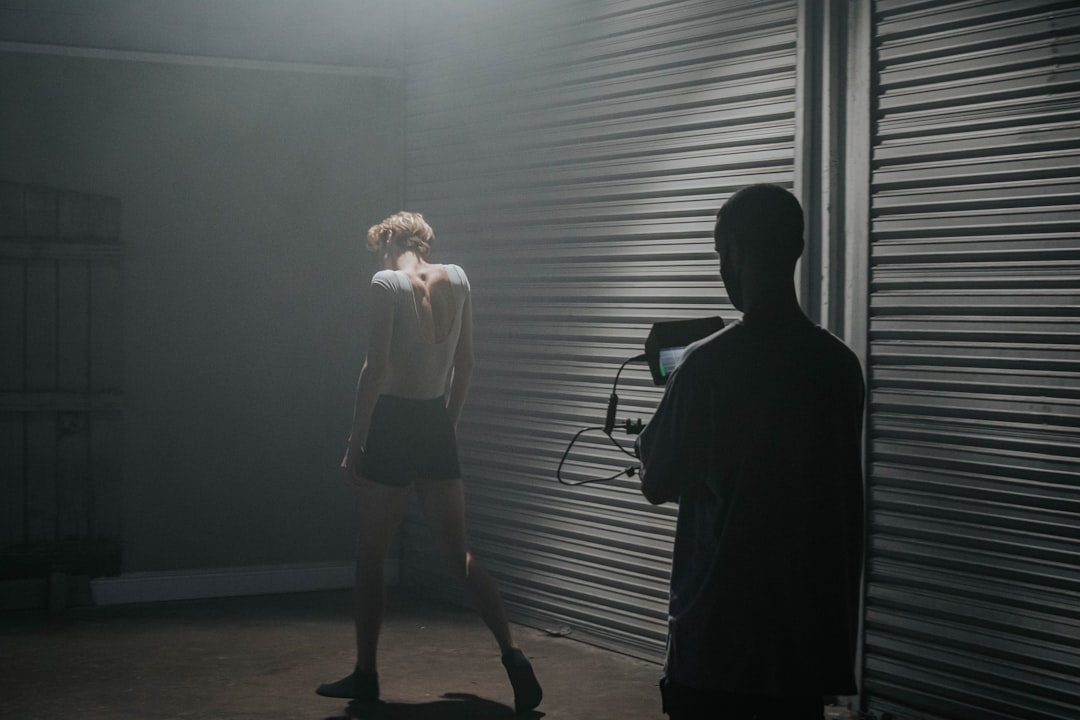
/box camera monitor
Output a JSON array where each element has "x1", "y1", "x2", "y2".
[{"x1": 644, "y1": 316, "x2": 725, "y2": 386}]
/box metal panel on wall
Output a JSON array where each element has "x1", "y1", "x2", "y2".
[
  {"x1": 0, "y1": 183, "x2": 123, "y2": 609},
  {"x1": 864, "y1": 1, "x2": 1080, "y2": 718},
  {"x1": 402, "y1": 0, "x2": 797, "y2": 658}
]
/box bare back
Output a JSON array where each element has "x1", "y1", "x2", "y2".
[
  {"x1": 404, "y1": 265, "x2": 456, "y2": 344},
  {"x1": 370, "y1": 263, "x2": 470, "y2": 399}
]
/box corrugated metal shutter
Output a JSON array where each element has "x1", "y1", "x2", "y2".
[
  {"x1": 864, "y1": 1, "x2": 1080, "y2": 718},
  {"x1": 401, "y1": 0, "x2": 798, "y2": 659}
]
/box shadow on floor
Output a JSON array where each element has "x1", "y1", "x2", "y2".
[{"x1": 324, "y1": 692, "x2": 543, "y2": 720}]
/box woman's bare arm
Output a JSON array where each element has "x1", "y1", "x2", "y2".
[
  {"x1": 445, "y1": 292, "x2": 474, "y2": 426},
  {"x1": 343, "y1": 283, "x2": 394, "y2": 476}
]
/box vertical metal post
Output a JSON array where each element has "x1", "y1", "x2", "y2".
[
  {"x1": 823, "y1": 0, "x2": 849, "y2": 335},
  {"x1": 796, "y1": 0, "x2": 858, "y2": 338},
  {"x1": 794, "y1": 0, "x2": 824, "y2": 323},
  {"x1": 843, "y1": 1, "x2": 873, "y2": 713},
  {"x1": 844, "y1": 0, "x2": 872, "y2": 370}
]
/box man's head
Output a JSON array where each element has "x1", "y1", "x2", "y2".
[{"x1": 714, "y1": 185, "x2": 805, "y2": 311}]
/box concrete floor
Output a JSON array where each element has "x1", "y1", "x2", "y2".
[{"x1": 0, "y1": 588, "x2": 666, "y2": 720}]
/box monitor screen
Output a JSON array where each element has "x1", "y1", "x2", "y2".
[
  {"x1": 657, "y1": 346, "x2": 686, "y2": 380},
  {"x1": 644, "y1": 316, "x2": 724, "y2": 385}
]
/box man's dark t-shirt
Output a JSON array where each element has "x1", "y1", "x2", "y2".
[{"x1": 637, "y1": 314, "x2": 865, "y2": 697}]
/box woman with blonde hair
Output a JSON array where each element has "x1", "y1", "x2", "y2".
[{"x1": 316, "y1": 212, "x2": 542, "y2": 713}]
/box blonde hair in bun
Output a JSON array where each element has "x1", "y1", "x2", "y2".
[{"x1": 366, "y1": 211, "x2": 434, "y2": 259}]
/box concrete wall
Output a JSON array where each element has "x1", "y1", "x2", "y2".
[{"x1": 0, "y1": 3, "x2": 402, "y2": 574}]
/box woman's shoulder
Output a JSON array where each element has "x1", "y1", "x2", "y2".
[
  {"x1": 371, "y1": 269, "x2": 406, "y2": 291},
  {"x1": 443, "y1": 263, "x2": 470, "y2": 289}
]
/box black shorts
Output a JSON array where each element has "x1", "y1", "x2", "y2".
[{"x1": 363, "y1": 394, "x2": 461, "y2": 486}]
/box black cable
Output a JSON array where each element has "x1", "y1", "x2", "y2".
[
  {"x1": 613, "y1": 352, "x2": 647, "y2": 391},
  {"x1": 602, "y1": 351, "x2": 647, "y2": 455},
  {"x1": 556, "y1": 426, "x2": 602, "y2": 485},
  {"x1": 605, "y1": 428, "x2": 639, "y2": 458},
  {"x1": 558, "y1": 352, "x2": 648, "y2": 486},
  {"x1": 556, "y1": 426, "x2": 639, "y2": 486},
  {"x1": 563, "y1": 465, "x2": 637, "y2": 487},
  {"x1": 604, "y1": 352, "x2": 647, "y2": 434}
]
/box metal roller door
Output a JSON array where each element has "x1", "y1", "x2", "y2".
[
  {"x1": 401, "y1": 0, "x2": 798, "y2": 659},
  {"x1": 864, "y1": 1, "x2": 1080, "y2": 718}
]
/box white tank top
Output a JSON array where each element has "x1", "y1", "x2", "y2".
[{"x1": 370, "y1": 264, "x2": 470, "y2": 399}]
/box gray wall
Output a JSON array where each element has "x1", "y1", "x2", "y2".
[{"x1": 0, "y1": 2, "x2": 403, "y2": 573}]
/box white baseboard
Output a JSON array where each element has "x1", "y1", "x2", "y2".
[{"x1": 91, "y1": 559, "x2": 398, "y2": 606}]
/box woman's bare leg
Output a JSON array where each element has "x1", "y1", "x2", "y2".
[
  {"x1": 414, "y1": 478, "x2": 515, "y2": 654},
  {"x1": 317, "y1": 474, "x2": 410, "y2": 699},
  {"x1": 351, "y1": 475, "x2": 411, "y2": 672}
]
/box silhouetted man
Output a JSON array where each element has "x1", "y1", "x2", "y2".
[{"x1": 637, "y1": 185, "x2": 865, "y2": 720}]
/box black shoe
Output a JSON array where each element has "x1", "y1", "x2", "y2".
[
  {"x1": 316, "y1": 667, "x2": 379, "y2": 701},
  {"x1": 501, "y1": 649, "x2": 542, "y2": 713}
]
